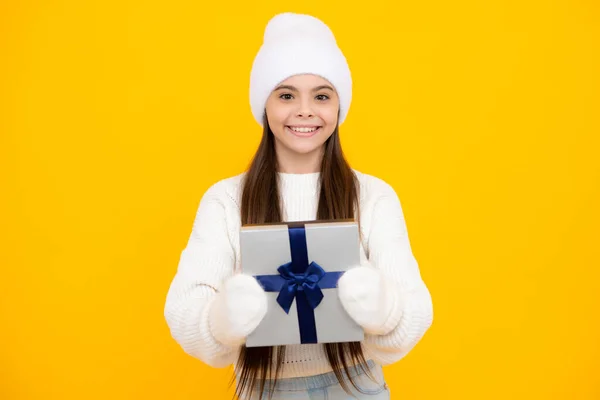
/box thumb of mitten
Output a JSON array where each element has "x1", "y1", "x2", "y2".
[{"x1": 209, "y1": 274, "x2": 268, "y2": 346}]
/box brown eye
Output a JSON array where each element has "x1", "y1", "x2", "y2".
[
  {"x1": 279, "y1": 93, "x2": 293, "y2": 100},
  {"x1": 316, "y1": 94, "x2": 330, "y2": 101}
]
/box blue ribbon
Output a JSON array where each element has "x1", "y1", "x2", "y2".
[{"x1": 254, "y1": 225, "x2": 344, "y2": 344}]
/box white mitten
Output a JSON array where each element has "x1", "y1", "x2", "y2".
[
  {"x1": 337, "y1": 265, "x2": 403, "y2": 336},
  {"x1": 208, "y1": 274, "x2": 268, "y2": 347}
]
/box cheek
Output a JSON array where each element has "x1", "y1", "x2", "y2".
[
  {"x1": 320, "y1": 105, "x2": 339, "y2": 126},
  {"x1": 266, "y1": 105, "x2": 291, "y2": 126},
  {"x1": 266, "y1": 111, "x2": 289, "y2": 140}
]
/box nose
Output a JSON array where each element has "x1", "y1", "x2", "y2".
[{"x1": 296, "y1": 99, "x2": 314, "y2": 118}]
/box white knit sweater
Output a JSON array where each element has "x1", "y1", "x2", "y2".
[{"x1": 164, "y1": 170, "x2": 433, "y2": 378}]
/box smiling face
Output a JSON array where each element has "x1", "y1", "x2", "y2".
[{"x1": 264, "y1": 74, "x2": 340, "y2": 162}]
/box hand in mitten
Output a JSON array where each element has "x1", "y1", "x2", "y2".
[
  {"x1": 208, "y1": 274, "x2": 268, "y2": 346},
  {"x1": 337, "y1": 265, "x2": 403, "y2": 336}
]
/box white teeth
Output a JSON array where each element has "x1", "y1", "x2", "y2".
[{"x1": 289, "y1": 126, "x2": 318, "y2": 133}]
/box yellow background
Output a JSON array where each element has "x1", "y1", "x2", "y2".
[{"x1": 1, "y1": 0, "x2": 599, "y2": 398}]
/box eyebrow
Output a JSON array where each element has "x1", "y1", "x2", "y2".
[{"x1": 274, "y1": 84, "x2": 334, "y2": 92}]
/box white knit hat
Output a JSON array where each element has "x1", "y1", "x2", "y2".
[{"x1": 249, "y1": 12, "x2": 352, "y2": 127}]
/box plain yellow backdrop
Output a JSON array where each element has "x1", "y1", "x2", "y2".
[{"x1": 1, "y1": 0, "x2": 599, "y2": 398}]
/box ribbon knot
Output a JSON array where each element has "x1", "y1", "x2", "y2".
[{"x1": 276, "y1": 262, "x2": 326, "y2": 314}]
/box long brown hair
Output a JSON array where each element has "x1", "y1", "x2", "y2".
[{"x1": 234, "y1": 113, "x2": 372, "y2": 399}]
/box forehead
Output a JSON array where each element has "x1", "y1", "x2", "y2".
[{"x1": 277, "y1": 73, "x2": 335, "y2": 89}]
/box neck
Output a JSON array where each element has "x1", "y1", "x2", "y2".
[{"x1": 275, "y1": 142, "x2": 324, "y2": 174}]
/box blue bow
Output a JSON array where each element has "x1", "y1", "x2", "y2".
[{"x1": 254, "y1": 225, "x2": 344, "y2": 344}]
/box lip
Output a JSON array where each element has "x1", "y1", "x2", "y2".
[{"x1": 286, "y1": 126, "x2": 321, "y2": 138}]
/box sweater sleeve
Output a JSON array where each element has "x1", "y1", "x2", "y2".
[
  {"x1": 163, "y1": 183, "x2": 239, "y2": 368},
  {"x1": 361, "y1": 182, "x2": 434, "y2": 365}
]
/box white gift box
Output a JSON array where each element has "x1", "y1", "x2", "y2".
[{"x1": 240, "y1": 220, "x2": 365, "y2": 347}]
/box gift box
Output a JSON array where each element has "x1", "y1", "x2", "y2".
[{"x1": 240, "y1": 219, "x2": 365, "y2": 347}]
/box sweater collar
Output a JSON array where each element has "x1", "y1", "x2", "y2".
[{"x1": 277, "y1": 171, "x2": 320, "y2": 194}]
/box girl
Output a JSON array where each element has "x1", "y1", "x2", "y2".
[{"x1": 164, "y1": 12, "x2": 433, "y2": 400}]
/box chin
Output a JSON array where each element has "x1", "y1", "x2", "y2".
[
  {"x1": 274, "y1": 132, "x2": 326, "y2": 154},
  {"x1": 292, "y1": 147, "x2": 321, "y2": 155},
  {"x1": 281, "y1": 144, "x2": 318, "y2": 155},
  {"x1": 288, "y1": 137, "x2": 327, "y2": 153}
]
